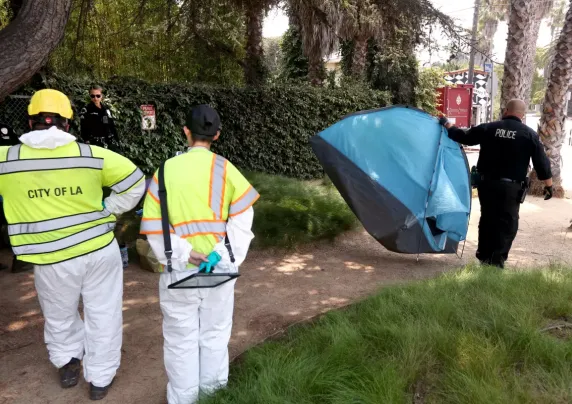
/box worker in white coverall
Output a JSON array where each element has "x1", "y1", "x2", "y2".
[
  {"x1": 140, "y1": 104, "x2": 259, "y2": 404},
  {"x1": 0, "y1": 90, "x2": 145, "y2": 400}
]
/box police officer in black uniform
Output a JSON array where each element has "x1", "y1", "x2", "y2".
[
  {"x1": 440, "y1": 99, "x2": 553, "y2": 268},
  {"x1": 79, "y1": 85, "x2": 120, "y2": 151}
]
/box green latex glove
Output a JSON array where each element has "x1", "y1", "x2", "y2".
[
  {"x1": 102, "y1": 201, "x2": 106, "y2": 210},
  {"x1": 199, "y1": 252, "x2": 221, "y2": 273}
]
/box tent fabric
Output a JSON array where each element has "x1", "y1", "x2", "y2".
[{"x1": 310, "y1": 106, "x2": 471, "y2": 254}]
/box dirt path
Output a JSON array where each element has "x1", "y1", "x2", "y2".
[{"x1": 2, "y1": 196, "x2": 572, "y2": 404}]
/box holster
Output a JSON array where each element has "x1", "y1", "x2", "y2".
[
  {"x1": 518, "y1": 177, "x2": 531, "y2": 204},
  {"x1": 470, "y1": 166, "x2": 481, "y2": 189}
]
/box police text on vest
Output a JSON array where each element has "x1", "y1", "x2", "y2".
[{"x1": 495, "y1": 129, "x2": 516, "y2": 139}]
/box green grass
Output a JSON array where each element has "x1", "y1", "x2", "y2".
[
  {"x1": 202, "y1": 266, "x2": 572, "y2": 404},
  {"x1": 245, "y1": 172, "x2": 358, "y2": 249}
]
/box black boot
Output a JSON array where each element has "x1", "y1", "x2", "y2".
[
  {"x1": 59, "y1": 358, "x2": 81, "y2": 388},
  {"x1": 89, "y1": 379, "x2": 114, "y2": 400}
]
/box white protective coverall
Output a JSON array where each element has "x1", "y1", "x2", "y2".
[
  {"x1": 147, "y1": 207, "x2": 254, "y2": 404},
  {"x1": 20, "y1": 127, "x2": 145, "y2": 387}
]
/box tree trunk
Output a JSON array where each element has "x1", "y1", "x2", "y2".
[
  {"x1": 351, "y1": 37, "x2": 368, "y2": 79},
  {"x1": 244, "y1": 4, "x2": 266, "y2": 86},
  {"x1": 479, "y1": 18, "x2": 498, "y2": 59},
  {"x1": 500, "y1": 0, "x2": 542, "y2": 112},
  {"x1": 0, "y1": 0, "x2": 72, "y2": 101},
  {"x1": 522, "y1": 3, "x2": 553, "y2": 108},
  {"x1": 308, "y1": 55, "x2": 324, "y2": 86},
  {"x1": 534, "y1": 0, "x2": 572, "y2": 196}
]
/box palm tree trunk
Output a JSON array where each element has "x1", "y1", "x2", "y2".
[
  {"x1": 535, "y1": 0, "x2": 572, "y2": 196},
  {"x1": 351, "y1": 37, "x2": 368, "y2": 79},
  {"x1": 522, "y1": 2, "x2": 554, "y2": 108},
  {"x1": 480, "y1": 18, "x2": 498, "y2": 57},
  {"x1": 244, "y1": 4, "x2": 265, "y2": 86},
  {"x1": 500, "y1": 0, "x2": 544, "y2": 112},
  {"x1": 0, "y1": 0, "x2": 72, "y2": 100}
]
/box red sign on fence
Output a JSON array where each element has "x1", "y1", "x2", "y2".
[
  {"x1": 436, "y1": 84, "x2": 474, "y2": 128},
  {"x1": 140, "y1": 105, "x2": 156, "y2": 130}
]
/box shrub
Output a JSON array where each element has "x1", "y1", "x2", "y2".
[{"x1": 2, "y1": 75, "x2": 391, "y2": 179}]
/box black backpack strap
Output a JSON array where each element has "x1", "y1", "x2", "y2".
[
  {"x1": 158, "y1": 161, "x2": 173, "y2": 272},
  {"x1": 224, "y1": 235, "x2": 235, "y2": 264}
]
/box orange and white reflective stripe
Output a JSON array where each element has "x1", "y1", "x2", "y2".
[
  {"x1": 209, "y1": 155, "x2": 227, "y2": 219},
  {"x1": 139, "y1": 218, "x2": 174, "y2": 235},
  {"x1": 147, "y1": 176, "x2": 159, "y2": 203},
  {"x1": 230, "y1": 185, "x2": 260, "y2": 217},
  {"x1": 173, "y1": 220, "x2": 227, "y2": 238}
]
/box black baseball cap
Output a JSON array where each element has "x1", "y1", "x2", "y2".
[{"x1": 185, "y1": 104, "x2": 221, "y2": 137}]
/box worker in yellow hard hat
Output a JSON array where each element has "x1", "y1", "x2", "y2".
[{"x1": 0, "y1": 89, "x2": 145, "y2": 400}]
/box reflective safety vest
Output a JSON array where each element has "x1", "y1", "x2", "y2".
[
  {"x1": 140, "y1": 148, "x2": 259, "y2": 270},
  {"x1": 0, "y1": 142, "x2": 144, "y2": 265}
]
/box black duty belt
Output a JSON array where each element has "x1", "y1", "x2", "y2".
[{"x1": 481, "y1": 176, "x2": 521, "y2": 184}]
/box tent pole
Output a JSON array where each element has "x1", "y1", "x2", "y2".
[{"x1": 460, "y1": 239, "x2": 467, "y2": 259}]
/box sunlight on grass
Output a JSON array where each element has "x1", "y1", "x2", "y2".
[{"x1": 202, "y1": 266, "x2": 572, "y2": 404}]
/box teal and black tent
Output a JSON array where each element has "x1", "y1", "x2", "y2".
[{"x1": 311, "y1": 106, "x2": 471, "y2": 254}]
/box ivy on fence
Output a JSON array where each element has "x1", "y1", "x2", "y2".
[{"x1": 1, "y1": 76, "x2": 391, "y2": 178}]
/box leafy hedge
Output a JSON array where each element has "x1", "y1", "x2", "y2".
[{"x1": 3, "y1": 75, "x2": 391, "y2": 178}]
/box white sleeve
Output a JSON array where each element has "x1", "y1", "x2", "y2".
[
  {"x1": 104, "y1": 180, "x2": 145, "y2": 216},
  {"x1": 147, "y1": 233, "x2": 193, "y2": 272},
  {"x1": 213, "y1": 207, "x2": 254, "y2": 271}
]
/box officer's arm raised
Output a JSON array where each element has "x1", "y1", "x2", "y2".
[{"x1": 446, "y1": 124, "x2": 485, "y2": 146}]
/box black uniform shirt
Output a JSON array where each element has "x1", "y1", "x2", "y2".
[
  {"x1": 79, "y1": 102, "x2": 118, "y2": 146},
  {"x1": 0, "y1": 123, "x2": 20, "y2": 146},
  {"x1": 447, "y1": 116, "x2": 552, "y2": 182}
]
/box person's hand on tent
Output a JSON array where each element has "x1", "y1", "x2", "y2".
[
  {"x1": 198, "y1": 251, "x2": 222, "y2": 273},
  {"x1": 189, "y1": 251, "x2": 209, "y2": 267},
  {"x1": 439, "y1": 116, "x2": 452, "y2": 129}
]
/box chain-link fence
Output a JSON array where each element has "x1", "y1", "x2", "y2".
[{"x1": 0, "y1": 95, "x2": 31, "y2": 136}]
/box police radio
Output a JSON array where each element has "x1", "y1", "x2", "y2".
[{"x1": 470, "y1": 166, "x2": 481, "y2": 189}]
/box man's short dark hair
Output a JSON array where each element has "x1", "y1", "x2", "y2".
[
  {"x1": 190, "y1": 133, "x2": 215, "y2": 143},
  {"x1": 90, "y1": 85, "x2": 103, "y2": 92}
]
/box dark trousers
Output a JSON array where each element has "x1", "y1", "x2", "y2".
[{"x1": 476, "y1": 181, "x2": 522, "y2": 268}]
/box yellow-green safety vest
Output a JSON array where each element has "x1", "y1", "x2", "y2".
[
  {"x1": 0, "y1": 142, "x2": 144, "y2": 265},
  {"x1": 140, "y1": 148, "x2": 259, "y2": 271}
]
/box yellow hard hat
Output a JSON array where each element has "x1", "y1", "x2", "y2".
[{"x1": 28, "y1": 89, "x2": 73, "y2": 120}]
